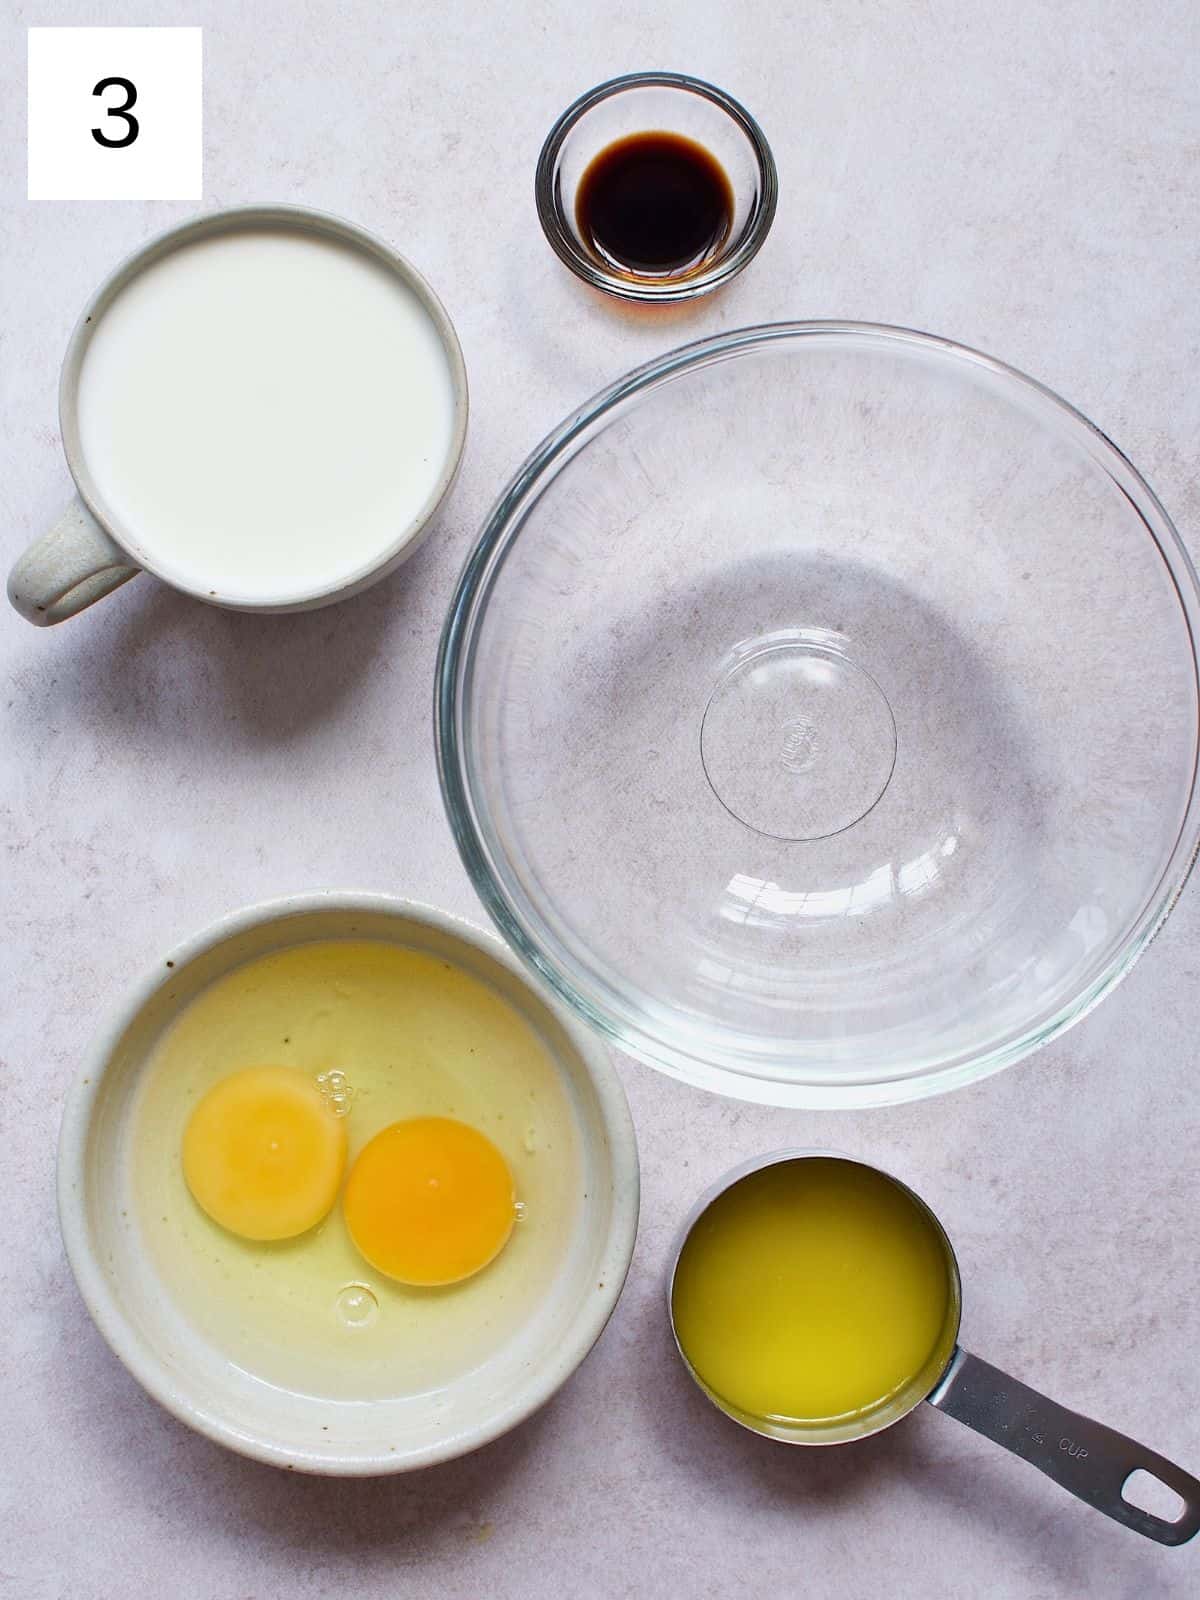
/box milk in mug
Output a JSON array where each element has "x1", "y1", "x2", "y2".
[{"x1": 76, "y1": 225, "x2": 458, "y2": 604}]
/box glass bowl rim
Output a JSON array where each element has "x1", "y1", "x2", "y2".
[
  {"x1": 436, "y1": 321, "x2": 1200, "y2": 1107},
  {"x1": 534, "y1": 70, "x2": 780, "y2": 303}
]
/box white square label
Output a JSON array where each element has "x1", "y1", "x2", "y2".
[{"x1": 28, "y1": 27, "x2": 202, "y2": 201}]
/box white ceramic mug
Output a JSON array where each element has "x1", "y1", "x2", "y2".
[{"x1": 8, "y1": 205, "x2": 468, "y2": 626}]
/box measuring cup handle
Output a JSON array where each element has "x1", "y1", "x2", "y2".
[
  {"x1": 927, "y1": 1347, "x2": 1200, "y2": 1545},
  {"x1": 8, "y1": 497, "x2": 140, "y2": 625}
]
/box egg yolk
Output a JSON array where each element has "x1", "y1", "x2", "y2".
[
  {"x1": 182, "y1": 1066, "x2": 346, "y2": 1241},
  {"x1": 343, "y1": 1116, "x2": 516, "y2": 1286}
]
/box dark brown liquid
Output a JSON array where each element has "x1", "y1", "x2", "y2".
[{"x1": 575, "y1": 132, "x2": 734, "y2": 277}]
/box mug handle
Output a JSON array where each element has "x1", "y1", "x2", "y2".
[
  {"x1": 8, "y1": 497, "x2": 140, "y2": 625},
  {"x1": 927, "y1": 1347, "x2": 1200, "y2": 1545}
]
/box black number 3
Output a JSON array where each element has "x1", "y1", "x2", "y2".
[{"x1": 91, "y1": 77, "x2": 139, "y2": 148}]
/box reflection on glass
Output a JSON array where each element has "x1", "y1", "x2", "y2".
[{"x1": 720, "y1": 829, "x2": 960, "y2": 927}]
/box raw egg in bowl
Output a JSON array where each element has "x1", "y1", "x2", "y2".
[{"x1": 58, "y1": 892, "x2": 639, "y2": 1473}]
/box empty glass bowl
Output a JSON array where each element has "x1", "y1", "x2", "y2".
[
  {"x1": 535, "y1": 72, "x2": 778, "y2": 302},
  {"x1": 437, "y1": 325, "x2": 1200, "y2": 1106}
]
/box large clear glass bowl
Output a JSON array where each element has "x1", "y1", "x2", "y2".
[{"x1": 437, "y1": 325, "x2": 1200, "y2": 1107}]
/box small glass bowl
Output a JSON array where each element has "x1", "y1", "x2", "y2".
[{"x1": 535, "y1": 71, "x2": 779, "y2": 303}]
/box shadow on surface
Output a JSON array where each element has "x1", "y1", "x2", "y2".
[
  {"x1": 506, "y1": 255, "x2": 754, "y2": 403},
  {"x1": 6, "y1": 528, "x2": 449, "y2": 752},
  {"x1": 142, "y1": 1378, "x2": 553, "y2": 1555},
  {"x1": 634, "y1": 1288, "x2": 1162, "y2": 1592}
]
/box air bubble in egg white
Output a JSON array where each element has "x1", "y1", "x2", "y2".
[
  {"x1": 316, "y1": 1068, "x2": 355, "y2": 1117},
  {"x1": 335, "y1": 1283, "x2": 379, "y2": 1328}
]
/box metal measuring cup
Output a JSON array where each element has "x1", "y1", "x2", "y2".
[{"x1": 667, "y1": 1151, "x2": 1200, "y2": 1546}]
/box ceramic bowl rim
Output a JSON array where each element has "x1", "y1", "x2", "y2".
[{"x1": 57, "y1": 889, "x2": 640, "y2": 1474}]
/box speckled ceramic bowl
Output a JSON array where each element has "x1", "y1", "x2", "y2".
[{"x1": 58, "y1": 892, "x2": 639, "y2": 1474}]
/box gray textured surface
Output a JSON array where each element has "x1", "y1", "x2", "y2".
[{"x1": 2, "y1": 1, "x2": 1199, "y2": 1596}]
